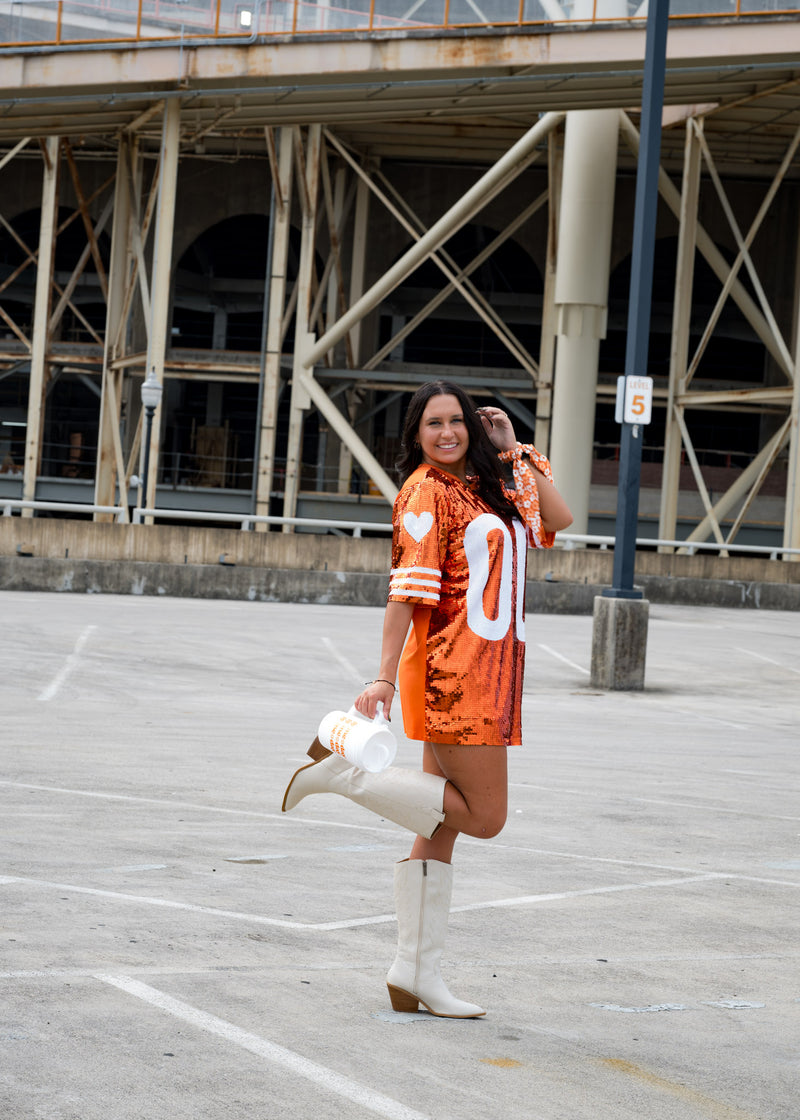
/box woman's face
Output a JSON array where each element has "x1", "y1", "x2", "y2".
[{"x1": 416, "y1": 393, "x2": 469, "y2": 480}]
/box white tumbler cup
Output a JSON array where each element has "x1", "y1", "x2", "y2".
[{"x1": 317, "y1": 702, "x2": 397, "y2": 773}]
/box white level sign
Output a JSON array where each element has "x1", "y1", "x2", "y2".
[{"x1": 615, "y1": 375, "x2": 653, "y2": 425}]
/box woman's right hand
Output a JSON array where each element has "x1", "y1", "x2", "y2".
[{"x1": 354, "y1": 679, "x2": 396, "y2": 721}]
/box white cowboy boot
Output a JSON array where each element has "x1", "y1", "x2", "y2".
[
  {"x1": 386, "y1": 858, "x2": 485, "y2": 1018},
  {"x1": 281, "y1": 741, "x2": 446, "y2": 840}
]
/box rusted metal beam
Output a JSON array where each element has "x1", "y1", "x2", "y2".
[{"x1": 22, "y1": 136, "x2": 60, "y2": 515}]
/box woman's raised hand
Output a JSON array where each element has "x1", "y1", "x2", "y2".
[{"x1": 476, "y1": 406, "x2": 516, "y2": 452}]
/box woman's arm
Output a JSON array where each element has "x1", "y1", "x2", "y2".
[
  {"x1": 354, "y1": 599, "x2": 415, "y2": 720},
  {"x1": 527, "y1": 463, "x2": 573, "y2": 533},
  {"x1": 477, "y1": 406, "x2": 573, "y2": 536}
]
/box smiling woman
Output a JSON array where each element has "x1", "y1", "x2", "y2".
[{"x1": 282, "y1": 377, "x2": 572, "y2": 1020}]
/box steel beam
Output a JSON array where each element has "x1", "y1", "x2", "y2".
[
  {"x1": 338, "y1": 170, "x2": 370, "y2": 493},
  {"x1": 619, "y1": 111, "x2": 792, "y2": 375},
  {"x1": 362, "y1": 191, "x2": 548, "y2": 374},
  {"x1": 95, "y1": 137, "x2": 134, "y2": 520},
  {"x1": 22, "y1": 137, "x2": 60, "y2": 515},
  {"x1": 687, "y1": 119, "x2": 800, "y2": 386},
  {"x1": 303, "y1": 112, "x2": 565, "y2": 371},
  {"x1": 369, "y1": 161, "x2": 541, "y2": 377},
  {"x1": 683, "y1": 420, "x2": 790, "y2": 549},
  {"x1": 658, "y1": 116, "x2": 702, "y2": 548},
  {"x1": 785, "y1": 222, "x2": 800, "y2": 555},
  {"x1": 141, "y1": 99, "x2": 180, "y2": 515},
  {"x1": 283, "y1": 124, "x2": 322, "y2": 523},
  {"x1": 255, "y1": 126, "x2": 294, "y2": 524}
]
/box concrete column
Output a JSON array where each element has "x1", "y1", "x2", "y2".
[
  {"x1": 535, "y1": 129, "x2": 562, "y2": 457},
  {"x1": 22, "y1": 136, "x2": 60, "y2": 516},
  {"x1": 590, "y1": 595, "x2": 649, "y2": 690},
  {"x1": 548, "y1": 109, "x2": 620, "y2": 533}
]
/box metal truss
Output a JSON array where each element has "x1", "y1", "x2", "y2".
[
  {"x1": 631, "y1": 109, "x2": 800, "y2": 555},
  {"x1": 3, "y1": 95, "x2": 799, "y2": 554}
]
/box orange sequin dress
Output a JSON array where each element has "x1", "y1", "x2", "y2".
[{"x1": 388, "y1": 446, "x2": 555, "y2": 746}]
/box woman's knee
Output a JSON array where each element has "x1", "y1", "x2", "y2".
[{"x1": 468, "y1": 804, "x2": 507, "y2": 839}]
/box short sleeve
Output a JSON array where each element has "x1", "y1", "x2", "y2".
[{"x1": 388, "y1": 475, "x2": 448, "y2": 606}]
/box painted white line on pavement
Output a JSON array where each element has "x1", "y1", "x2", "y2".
[
  {"x1": 38, "y1": 625, "x2": 97, "y2": 702},
  {"x1": 0, "y1": 874, "x2": 385, "y2": 931},
  {"x1": 735, "y1": 646, "x2": 800, "y2": 676},
  {"x1": 0, "y1": 781, "x2": 397, "y2": 834},
  {"x1": 321, "y1": 635, "x2": 364, "y2": 683},
  {"x1": 509, "y1": 782, "x2": 800, "y2": 822},
  {"x1": 537, "y1": 643, "x2": 590, "y2": 675},
  {"x1": 468, "y1": 843, "x2": 800, "y2": 890},
  {"x1": 95, "y1": 974, "x2": 432, "y2": 1120},
  {"x1": 449, "y1": 874, "x2": 724, "y2": 914},
  {"x1": 0, "y1": 871, "x2": 733, "y2": 932}
]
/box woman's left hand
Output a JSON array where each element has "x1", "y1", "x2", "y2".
[
  {"x1": 476, "y1": 406, "x2": 516, "y2": 452},
  {"x1": 354, "y1": 679, "x2": 396, "y2": 721}
]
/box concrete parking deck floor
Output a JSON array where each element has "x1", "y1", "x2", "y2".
[{"x1": 1, "y1": 590, "x2": 798, "y2": 1120}]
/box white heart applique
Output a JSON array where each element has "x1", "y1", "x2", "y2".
[{"x1": 403, "y1": 510, "x2": 434, "y2": 543}]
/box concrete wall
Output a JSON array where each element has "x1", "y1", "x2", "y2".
[{"x1": 2, "y1": 517, "x2": 799, "y2": 610}]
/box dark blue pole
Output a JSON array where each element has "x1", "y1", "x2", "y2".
[{"x1": 606, "y1": 0, "x2": 670, "y2": 599}]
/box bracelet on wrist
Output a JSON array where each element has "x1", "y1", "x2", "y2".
[{"x1": 365, "y1": 679, "x2": 396, "y2": 690}]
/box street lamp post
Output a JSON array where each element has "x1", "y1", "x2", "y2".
[
  {"x1": 139, "y1": 368, "x2": 163, "y2": 515},
  {"x1": 589, "y1": 0, "x2": 670, "y2": 690}
]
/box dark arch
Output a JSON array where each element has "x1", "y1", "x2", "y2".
[{"x1": 172, "y1": 214, "x2": 305, "y2": 352}]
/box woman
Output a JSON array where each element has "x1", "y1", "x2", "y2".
[{"x1": 282, "y1": 379, "x2": 572, "y2": 1018}]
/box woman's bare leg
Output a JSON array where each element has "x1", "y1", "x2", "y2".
[{"x1": 409, "y1": 741, "x2": 508, "y2": 863}]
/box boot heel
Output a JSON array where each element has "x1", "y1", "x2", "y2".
[
  {"x1": 387, "y1": 984, "x2": 419, "y2": 1013},
  {"x1": 307, "y1": 737, "x2": 332, "y2": 762}
]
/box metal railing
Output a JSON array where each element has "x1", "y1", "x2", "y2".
[
  {"x1": 1, "y1": 0, "x2": 797, "y2": 51},
  {"x1": 1, "y1": 498, "x2": 127, "y2": 521},
  {"x1": 4, "y1": 497, "x2": 799, "y2": 558},
  {"x1": 130, "y1": 505, "x2": 391, "y2": 534},
  {"x1": 557, "y1": 531, "x2": 800, "y2": 562}
]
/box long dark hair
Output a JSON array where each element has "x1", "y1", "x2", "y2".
[{"x1": 396, "y1": 379, "x2": 519, "y2": 523}]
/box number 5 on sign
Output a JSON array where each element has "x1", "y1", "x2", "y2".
[{"x1": 615, "y1": 376, "x2": 653, "y2": 425}]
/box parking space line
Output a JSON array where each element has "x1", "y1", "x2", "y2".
[
  {"x1": 509, "y1": 782, "x2": 800, "y2": 822},
  {"x1": 38, "y1": 624, "x2": 97, "y2": 702},
  {"x1": 0, "y1": 781, "x2": 398, "y2": 834},
  {"x1": 449, "y1": 874, "x2": 724, "y2": 913},
  {"x1": 321, "y1": 635, "x2": 364, "y2": 683},
  {"x1": 95, "y1": 974, "x2": 432, "y2": 1120},
  {"x1": 536, "y1": 643, "x2": 590, "y2": 675},
  {"x1": 735, "y1": 646, "x2": 800, "y2": 676},
  {"x1": 1, "y1": 871, "x2": 732, "y2": 931}
]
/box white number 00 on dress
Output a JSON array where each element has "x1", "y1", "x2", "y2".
[{"x1": 463, "y1": 514, "x2": 527, "y2": 642}]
